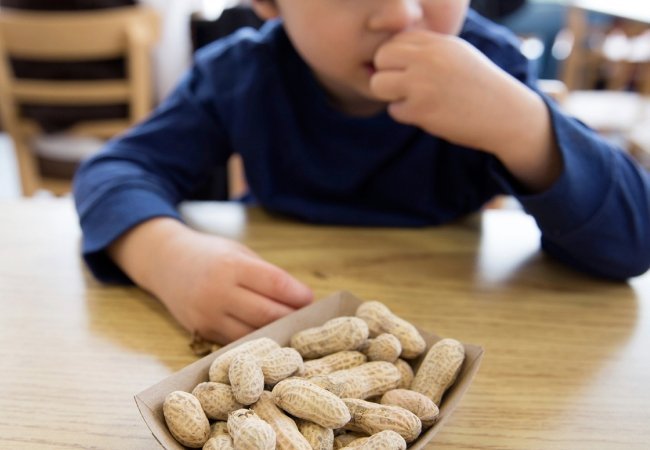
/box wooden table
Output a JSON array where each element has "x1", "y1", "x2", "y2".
[{"x1": 1, "y1": 199, "x2": 649, "y2": 449}]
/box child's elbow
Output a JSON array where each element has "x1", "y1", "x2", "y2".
[
  {"x1": 614, "y1": 224, "x2": 650, "y2": 279},
  {"x1": 608, "y1": 255, "x2": 650, "y2": 280},
  {"x1": 619, "y1": 240, "x2": 650, "y2": 279},
  {"x1": 543, "y1": 238, "x2": 650, "y2": 281},
  {"x1": 580, "y1": 257, "x2": 649, "y2": 282},
  {"x1": 594, "y1": 239, "x2": 650, "y2": 280}
]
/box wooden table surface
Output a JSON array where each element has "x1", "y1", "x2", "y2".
[{"x1": 1, "y1": 199, "x2": 649, "y2": 449}]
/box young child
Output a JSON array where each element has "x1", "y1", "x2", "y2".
[{"x1": 73, "y1": 0, "x2": 650, "y2": 344}]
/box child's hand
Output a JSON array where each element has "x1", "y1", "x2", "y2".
[
  {"x1": 370, "y1": 30, "x2": 521, "y2": 151},
  {"x1": 370, "y1": 30, "x2": 562, "y2": 192},
  {"x1": 110, "y1": 218, "x2": 313, "y2": 344}
]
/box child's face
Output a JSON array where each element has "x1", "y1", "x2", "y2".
[{"x1": 254, "y1": 0, "x2": 470, "y2": 115}]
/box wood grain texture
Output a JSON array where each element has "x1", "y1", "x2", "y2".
[{"x1": 1, "y1": 199, "x2": 649, "y2": 449}]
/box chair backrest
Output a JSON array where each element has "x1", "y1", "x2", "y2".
[{"x1": 0, "y1": 6, "x2": 159, "y2": 195}]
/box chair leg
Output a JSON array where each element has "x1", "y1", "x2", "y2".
[
  {"x1": 13, "y1": 138, "x2": 40, "y2": 196},
  {"x1": 629, "y1": 141, "x2": 650, "y2": 170},
  {"x1": 641, "y1": 62, "x2": 650, "y2": 95},
  {"x1": 561, "y1": 7, "x2": 588, "y2": 90}
]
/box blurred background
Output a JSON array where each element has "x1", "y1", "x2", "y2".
[{"x1": 0, "y1": 0, "x2": 648, "y2": 199}]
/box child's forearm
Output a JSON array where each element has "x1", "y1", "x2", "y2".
[
  {"x1": 108, "y1": 217, "x2": 189, "y2": 292},
  {"x1": 482, "y1": 82, "x2": 563, "y2": 193}
]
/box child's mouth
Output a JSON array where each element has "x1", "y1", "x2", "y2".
[{"x1": 364, "y1": 62, "x2": 377, "y2": 75}]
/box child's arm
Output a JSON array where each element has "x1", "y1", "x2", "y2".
[
  {"x1": 74, "y1": 46, "x2": 313, "y2": 343},
  {"x1": 370, "y1": 30, "x2": 561, "y2": 192},
  {"x1": 108, "y1": 217, "x2": 312, "y2": 344},
  {"x1": 371, "y1": 30, "x2": 650, "y2": 279}
]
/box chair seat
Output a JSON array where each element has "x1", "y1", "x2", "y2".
[
  {"x1": 32, "y1": 134, "x2": 105, "y2": 162},
  {"x1": 32, "y1": 134, "x2": 106, "y2": 180}
]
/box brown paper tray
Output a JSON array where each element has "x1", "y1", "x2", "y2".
[{"x1": 135, "y1": 290, "x2": 484, "y2": 449}]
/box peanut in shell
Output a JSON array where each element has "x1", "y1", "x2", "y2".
[
  {"x1": 411, "y1": 338, "x2": 465, "y2": 405},
  {"x1": 272, "y1": 378, "x2": 351, "y2": 429},
  {"x1": 162, "y1": 391, "x2": 210, "y2": 448},
  {"x1": 343, "y1": 398, "x2": 422, "y2": 443},
  {"x1": 227, "y1": 408, "x2": 276, "y2": 450},
  {"x1": 192, "y1": 382, "x2": 242, "y2": 420},
  {"x1": 229, "y1": 352, "x2": 265, "y2": 405},
  {"x1": 251, "y1": 391, "x2": 312, "y2": 450},
  {"x1": 290, "y1": 316, "x2": 369, "y2": 359},
  {"x1": 356, "y1": 301, "x2": 426, "y2": 359},
  {"x1": 342, "y1": 430, "x2": 406, "y2": 450},
  {"x1": 208, "y1": 337, "x2": 280, "y2": 383},
  {"x1": 380, "y1": 388, "x2": 440, "y2": 427},
  {"x1": 301, "y1": 350, "x2": 367, "y2": 378}
]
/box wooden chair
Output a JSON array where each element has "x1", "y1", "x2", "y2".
[
  {"x1": 628, "y1": 108, "x2": 650, "y2": 171},
  {"x1": 560, "y1": 7, "x2": 650, "y2": 137},
  {"x1": 0, "y1": 6, "x2": 159, "y2": 196}
]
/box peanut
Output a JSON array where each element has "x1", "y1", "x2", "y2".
[
  {"x1": 343, "y1": 398, "x2": 422, "y2": 443},
  {"x1": 272, "y1": 378, "x2": 351, "y2": 429},
  {"x1": 301, "y1": 351, "x2": 367, "y2": 378},
  {"x1": 308, "y1": 375, "x2": 346, "y2": 397},
  {"x1": 192, "y1": 382, "x2": 243, "y2": 420},
  {"x1": 356, "y1": 301, "x2": 426, "y2": 359},
  {"x1": 251, "y1": 391, "x2": 312, "y2": 450},
  {"x1": 203, "y1": 436, "x2": 233, "y2": 450},
  {"x1": 411, "y1": 338, "x2": 465, "y2": 405},
  {"x1": 314, "y1": 361, "x2": 401, "y2": 399},
  {"x1": 204, "y1": 421, "x2": 234, "y2": 450},
  {"x1": 341, "y1": 436, "x2": 370, "y2": 448},
  {"x1": 227, "y1": 408, "x2": 276, "y2": 450},
  {"x1": 209, "y1": 337, "x2": 280, "y2": 383},
  {"x1": 342, "y1": 430, "x2": 406, "y2": 450},
  {"x1": 260, "y1": 347, "x2": 304, "y2": 385},
  {"x1": 296, "y1": 419, "x2": 334, "y2": 450},
  {"x1": 229, "y1": 353, "x2": 264, "y2": 405},
  {"x1": 333, "y1": 432, "x2": 367, "y2": 449},
  {"x1": 290, "y1": 317, "x2": 369, "y2": 358},
  {"x1": 393, "y1": 359, "x2": 414, "y2": 389},
  {"x1": 209, "y1": 421, "x2": 229, "y2": 438},
  {"x1": 380, "y1": 389, "x2": 439, "y2": 428},
  {"x1": 163, "y1": 391, "x2": 210, "y2": 448},
  {"x1": 359, "y1": 333, "x2": 402, "y2": 362}
]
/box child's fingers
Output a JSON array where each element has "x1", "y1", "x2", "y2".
[
  {"x1": 374, "y1": 41, "x2": 419, "y2": 71},
  {"x1": 236, "y1": 256, "x2": 313, "y2": 308},
  {"x1": 387, "y1": 100, "x2": 418, "y2": 125},
  {"x1": 228, "y1": 286, "x2": 296, "y2": 329},
  {"x1": 370, "y1": 71, "x2": 408, "y2": 102},
  {"x1": 198, "y1": 313, "x2": 255, "y2": 345}
]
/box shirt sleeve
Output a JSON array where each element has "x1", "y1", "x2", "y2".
[{"x1": 73, "y1": 60, "x2": 232, "y2": 283}]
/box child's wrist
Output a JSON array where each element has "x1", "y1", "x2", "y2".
[
  {"x1": 109, "y1": 217, "x2": 189, "y2": 290},
  {"x1": 488, "y1": 91, "x2": 562, "y2": 192}
]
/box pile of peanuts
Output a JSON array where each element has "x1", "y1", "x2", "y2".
[{"x1": 163, "y1": 301, "x2": 466, "y2": 449}]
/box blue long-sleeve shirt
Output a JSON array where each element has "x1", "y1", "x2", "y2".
[{"x1": 73, "y1": 11, "x2": 650, "y2": 282}]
